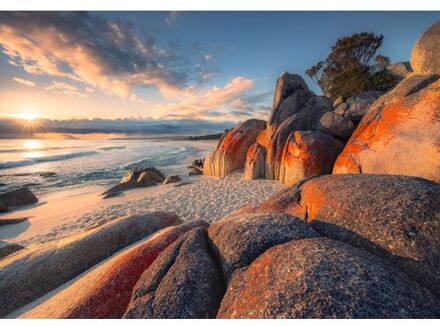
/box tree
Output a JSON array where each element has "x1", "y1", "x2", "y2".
[{"x1": 306, "y1": 32, "x2": 395, "y2": 100}]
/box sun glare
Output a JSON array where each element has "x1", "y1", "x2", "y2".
[{"x1": 21, "y1": 112, "x2": 38, "y2": 121}]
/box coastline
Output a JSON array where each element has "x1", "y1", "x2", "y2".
[{"x1": 0, "y1": 171, "x2": 285, "y2": 250}]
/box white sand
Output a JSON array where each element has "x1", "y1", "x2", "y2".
[{"x1": 0, "y1": 171, "x2": 285, "y2": 249}]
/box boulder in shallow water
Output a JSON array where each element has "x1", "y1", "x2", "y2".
[
  {"x1": 0, "y1": 211, "x2": 181, "y2": 317},
  {"x1": 124, "y1": 228, "x2": 225, "y2": 319},
  {"x1": 21, "y1": 220, "x2": 208, "y2": 319},
  {"x1": 0, "y1": 187, "x2": 38, "y2": 208},
  {"x1": 218, "y1": 238, "x2": 440, "y2": 318}
]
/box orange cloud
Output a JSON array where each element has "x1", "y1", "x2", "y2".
[{"x1": 13, "y1": 77, "x2": 36, "y2": 87}]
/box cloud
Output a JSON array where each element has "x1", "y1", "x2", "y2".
[
  {"x1": 0, "y1": 12, "x2": 211, "y2": 100},
  {"x1": 45, "y1": 81, "x2": 88, "y2": 98},
  {"x1": 13, "y1": 77, "x2": 36, "y2": 87}
]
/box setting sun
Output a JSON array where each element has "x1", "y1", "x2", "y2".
[{"x1": 20, "y1": 112, "x2": 38, "y2": 121}]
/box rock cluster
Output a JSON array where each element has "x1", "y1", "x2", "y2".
[
  {"x1": 13, "y1": 173, "x2": 440, "y2": 319},
  {"x1": 203, "y1": 20, "x2": 440, "y2": 186}
]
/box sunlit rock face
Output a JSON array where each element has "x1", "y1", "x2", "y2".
[
  {"x1": 278, "y1": 130, "x2": 343, "y2": 186},
  {"x1": 333, "y1": 74, "x2": 440, "y2": 182},
  {"x1": 410, "y1": 20, "x2": 440, "y2": 75},
  {"x1": 203, "y1": 119, "x2": 266, "y2": 177},
  {"x1": 243, "y1": 143, "x2": 266, "y2": 180},
  {"x1": 263, "y1": 73, "x2": 337, "y2": 181}
]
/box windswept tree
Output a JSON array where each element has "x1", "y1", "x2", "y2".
[{"x1": 306, "y1": 32, "x2": 395, "y2": 99}]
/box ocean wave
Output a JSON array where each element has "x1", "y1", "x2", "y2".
[
  {"x1": 0, "y1": 146, "x2": 80, "y2": 154},
  {"x1": 98, "y1": 145, "x2": 126, "y2": 151},
  {"x1": 0, "y1": 151, "x2": 98, "y2": 169}
]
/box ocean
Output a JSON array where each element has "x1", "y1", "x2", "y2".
[{"x1": 0, "y1": 139, "x2": 213, "y2": 195}]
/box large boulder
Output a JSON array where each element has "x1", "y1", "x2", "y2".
[
  {"x1": 265, "y1": 98, "x2": 331, "y2": 180},
  {"x1": 318, "y1": 111, "x2": 355, "y2": 138},
  {"x1": 343, "y1": 90, "x2": 383, "y2": 121},
  {"x1": 0, "y1": 212, "x2": 181, "y2": 317},
  {"x1": 218, "y1": 238, "x2": 440, "y2": 318},
  {"x1": 208, "y1": 212, "x2": 319, "y2": 281},
  {"x1": 278, "y1": 130, "x2": 344, "y2": 186},
  {"x1": 243, "y1": 143, "x2": 266, "y2": 180},
  {"x1": 124, "y1": 228, "x2": 225, "y2": 319},
  {"x1": 20, "y1": 220, "x2": 208, "y2": 319},
  {"x1": 410, "y1": 20, "x2": 440, "y2": 75},
  {"x1": 247, "y1": 174, "x2": 440, "y2": 298},
  {"x1": 333, "y1": 75, "x2": 440, "y2": 182},
  {"x1": 270, "y1": 72, "x2": 312, "y2": 120},
  {"x1": 0, "y1": 188, "x2": 38, "y2": 208},
  {"x1": 203, "y1": 119, "x2": 266, "y2": 177}
]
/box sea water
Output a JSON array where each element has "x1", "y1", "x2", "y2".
[{"x1": 0, "y1": 139, "x2": 209, "y2": 195}]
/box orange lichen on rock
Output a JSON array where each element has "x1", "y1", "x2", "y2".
[
  {"x1": 204, "y1": 119, "x2": 266, "y2": 177},
  {"x1": 278, "y1": 130, "x2": 343, "y2": 186},
  {"x1": 333, "y1": 76, "x2": 440, "y2": 182}
]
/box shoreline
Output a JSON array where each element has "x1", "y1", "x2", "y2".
[{"x1": 0, "y1": 171, "x2": 285, "y2": 250}]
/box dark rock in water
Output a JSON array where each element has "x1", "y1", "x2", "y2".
[
  {"x1": 0, "y1": 205, "x2": 8, "y2": 213},
  {"x1": 0, "y1": 217, "x2": 27, "y2": 226},
  {"x1": 0, "y1": 243, "x2": 24, "y2": 260},
  {"x1": 162, "y1": 175, "x2": 181, "y2": 185},
  {"x1": 103, "y1": 167, "x2": 165, "y2": 196},
  {"x1": 124, "y1": 228, "x2": 225, "y2": 319},
  {"x1": 208, "y1": 212, "x2": 319, "y2": 281},
  {"x1": 0, "y1": 187, "x2": 38, "y2": 208},
  {"x1": 188, "y1": 168, "x2": 203, "y2": 176},
  {"x1": 39, "y1": 172, "x2": 57, "y2": 178},
  {"x1": 0, "y1": 183, "x2": 6, "y2": 187},
  {"x1": 218, "y1": 238, "x2": 440, "y2": 318},
  {"x1": 0, "y1": 211, "x2": 181, "y2": 317}
]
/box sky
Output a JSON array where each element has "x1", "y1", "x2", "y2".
[{"x1": 0, "y1": 11, "x2": 438, "y2": 135}]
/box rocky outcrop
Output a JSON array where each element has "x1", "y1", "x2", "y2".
[
  {"x1": 243, "y1": 174, "x2": 440, "y2": 299},
  {"x1": 124, "y1": 228, "x2": 224, "y2": 319},
  {"x1": 410, "y1": 20, "x2": 440, "y2": 75},
  {"x1": 0, "y1": 212, "x2": 180, "y2": 317},
  {"x1": 0, "y1": 217, "x2": 28, "y2": 226},
  {"x1": 21, "y1": 220, "x2": 208, "y2": 319},
  {"x1": 103, "y1": 167, "x2": 165, "y2": 196},
  {"x1": 203, "y1": 119, "x2": 266, "y2": 177},
  {"x1": 218, "y1": 238, "x2": 439, "y2": 318},
  {"x1": 333, "y1": 74, "x2": 440, "y2": 182},
  {"x1": 208, "y1": 212, "x2": 319, "y2": 280},
  {"x1": 265, "y1": 96, "x2": 332, "y2": 180},
  {"x1": 342, "y1": 90, "x2": 384, "y2": 121},
  {"x1": 318, "y1": 111, "x2": 355, "y2": 138},
  {"x1": 278, "y1": 131, "x2": 343, "y2": 186},
  {"x1": 0, "y1": 187, "x2": 38, "y2": 208},
  {"x1": 243, "y1": 143, "x2": 265, "y2": 180}
]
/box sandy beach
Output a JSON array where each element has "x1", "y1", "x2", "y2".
[{"x1": 0, "y1": 171, "x2": 285, "y2": 250}]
